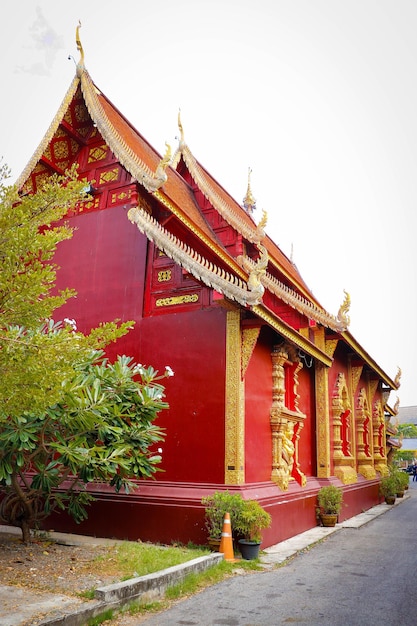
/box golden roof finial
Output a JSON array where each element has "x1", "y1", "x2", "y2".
[
  {"x1": 76, "y1": 20, "x2": 85, "y2": 77},
  {"x1": 243, "y1": 168, "x2": 256, "y2": 215}
]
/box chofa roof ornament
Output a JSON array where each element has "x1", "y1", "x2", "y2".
[
  {"x1": 337, "y1": 290, "x2": 351, "y2": 328},
  {"x1": 394, "y1": 367, "x2": 402, "y2": 389},
  {"x1": 246, "y1": 243, "x2": 268, "y2": 303}
]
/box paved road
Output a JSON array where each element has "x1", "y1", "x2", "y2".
[{"x1": 140, "y1": 480, "x2": 417, "y2": 626}]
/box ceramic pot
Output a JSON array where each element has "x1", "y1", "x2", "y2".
[
  {"x1": 238, "y1": 539, "x2": 261, "y2": 560},
  {"x1": 320, "y1": 513, "x2": 338, "y2": 527}
]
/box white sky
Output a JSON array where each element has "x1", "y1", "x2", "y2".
[{"x1": 1, "y1": 1, "x2": 416, "y2": 407}]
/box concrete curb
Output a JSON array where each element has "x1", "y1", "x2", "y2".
[{"x1": 38, "y1": 553, "x2": 223, "y2": 626}]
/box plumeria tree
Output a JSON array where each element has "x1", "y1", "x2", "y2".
[
  {"x1": 0, "y1": 165, "x2": 170, "y2": 542},
  {"x1": 0, "y1": 351, "x2": 172, "y2": 543}
]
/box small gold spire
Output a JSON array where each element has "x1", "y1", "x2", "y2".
[
  {"x1": 76, "y1": 20, "x2": 85, "y2": 76},
  {"x1": 243, "y1": 168, "x2": 256, "y2": 214}
]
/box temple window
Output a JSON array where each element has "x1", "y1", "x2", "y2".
[
  {"x1": 270, "y1": 344, "x2": 306, "y2": 491},
  {"x1": 332, "y1": 372, "x2": 357, "y2": 484}
]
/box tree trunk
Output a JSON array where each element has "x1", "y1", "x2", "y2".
[{"x1": 20, "y1": 520, "x2": 31, "y2": 544}]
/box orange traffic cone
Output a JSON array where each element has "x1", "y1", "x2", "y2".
[{"x1": 219, "y1": 512, "x2": 236, "y2": 562}]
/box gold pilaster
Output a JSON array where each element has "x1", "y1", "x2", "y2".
[
  {"x1": 316, "y1": 362, "x2": 331, "y2": 478},
  {"x1": 225, "y1": 310, "x2": 245, "y2": 484},
  {"x1": 373, "y1": 400, "x2": 389, "y2": 476}
]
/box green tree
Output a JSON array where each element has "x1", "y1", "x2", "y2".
[
  {"x1": 0, "y1": 163, "x2": 131, "y2": 416},
  {"x1": 0, "y1": 352, "x2": 170, "y2": 543},
  {"x1": 0, "y1": 165, "x2": 169, "y2": 542},
  {"x1": 397, "y1": 423, "x2": 417, "y2": 438},
  {"x1": 394, "y1": 450, "x2": 415, "y2": 464}
]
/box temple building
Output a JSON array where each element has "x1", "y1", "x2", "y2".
[{"x1": 15, "y1": 29, "x2": 401, "y2": 547}]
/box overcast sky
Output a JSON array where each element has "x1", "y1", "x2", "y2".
[{"x1": 1, "y1": 1, "x2": 416, "y2": 408}]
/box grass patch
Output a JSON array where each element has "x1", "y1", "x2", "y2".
[
  {"x1": 165, "y1": 558, "x2": 264, "y2": 600},
  {"x1": 92, "y1": 541, "x2": 210, "y2": 581},
  {"x1": 107, "y1": 558, "x2": 265, "y2": 623},
  {"x1": 87, "y1": 609, "x2": 114, "y2": 625},
  {"x1": 76, "y1": 542, "x2": 266, "y2": 623}
]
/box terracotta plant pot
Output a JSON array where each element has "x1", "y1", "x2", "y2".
[
  {"x1": 320, "y1": 513, "x2": 338, "y2": 527},
  {"x1": 208, "y1": 538, "x2": 221, "y2": 552}
]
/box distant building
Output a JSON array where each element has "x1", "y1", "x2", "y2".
[
  {"x1": 397, "y1": 406, "x2": 417, "y2": 425},
  {"x1": 399, "y1": 438, "x2": 417, "y2": 452}
]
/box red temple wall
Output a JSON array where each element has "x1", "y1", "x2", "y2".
[
  {"x1": 137, "y1": 308, "x2": 228, "y2": 484},
  {"x1": 52, "y1": 203, "x2": 230, "y2": 485},
  {"x1": 244, "y1": 336, "x2": 274, "y2": 483},
  {"x1": 53, "y1": 205, "x2": 146, "y2": 343}
]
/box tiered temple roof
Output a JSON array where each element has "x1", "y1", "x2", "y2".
[{"x1": 16, "y1": 25, "x2": 399, "y2": 393}]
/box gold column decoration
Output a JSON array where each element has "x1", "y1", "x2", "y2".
[
  {"x1": 373, "y1": 400, "x2": 389, "y2": 476},
  {"x1": 225, "y1": 310, "x2": 245, "y2": 484},
  {"x1": 356, "y1": 388, "x2": 376, "y2": 479},
  {"x1": 270, "y1": 345, "x2": 306, "y2": 490},
  {"x1": 369, "y1": 379, "x2": 379, "y2": 404},
  {"x1": 325, "y1": 339, "x2": 338, "y2": 359},
  {"x1": 351, "y1": 364, "x2": 363, "y2": 396},
  {"x1": 316, "y1": 362, "x2": 331, "y2": 478},
  {"x1": 332, "y1": 373, "x2": 357, "y2": 484},
  {"x1": 241, "y1": 326, "x2": 261, "y2": 379}
]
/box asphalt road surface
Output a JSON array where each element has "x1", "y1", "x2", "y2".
[{"x1": 140, "y1": 481, "x2": 417, "y2": 626}]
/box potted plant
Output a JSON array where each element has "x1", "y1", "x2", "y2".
[
  {"x1": 201, "y1": 491, "x2": 244, "y2": 551},
  {"x1": 391, "y1": 467, "x2": 409, "y2": 497},
  {"x1": 316, "y1": 485, "x2": 343, "y2": 527},
  {"x1": 400, "y1": 470, "x2": 410, "y2": 491},
  {"x1": 379, "y1": 475, "x2": 397, "y2": 504},
  {"x1": 234, "y1": 499, "x2": 272, "y2": 560}
]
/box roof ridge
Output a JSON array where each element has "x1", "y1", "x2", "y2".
[
  {"x1": 16, "y1": 76, "x2": 80, "y2": 191},
  {"x1": 238, "y1": 254, "x2": 347, "y2": 332},
  {"x1": 80, "y1": 71, "x2": 169, "y2": 192},
  {"x1": 179, "y1": 144, "x2": 265, "y2": 244}
]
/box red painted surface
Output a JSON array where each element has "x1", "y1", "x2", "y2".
[
  {"x1": 46, "y1": 477, "x2": 382, "y2": 547},
  {"x1": 296, "y1": 365, "x2": 316, "y2": 477},
  {"x1": 54, "y1": 206, "x2": 146, "y2": 337},
  {"x1": 138, "y1": 307, "x2": 228, "y2": 484},
  {"x1": 244, "y1": 331, "x2": 274, "y2": 483}
]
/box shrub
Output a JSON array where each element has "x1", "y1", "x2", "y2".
[
  {"x1": 233, "y1": 500, "x2": 271, "y2": 543},
  {"x1": 201, "y1": 491, "x2": 245, "y2": 540},
  {"x1": 317, "y1": 485, "x2": 343, "y2": 515}
]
